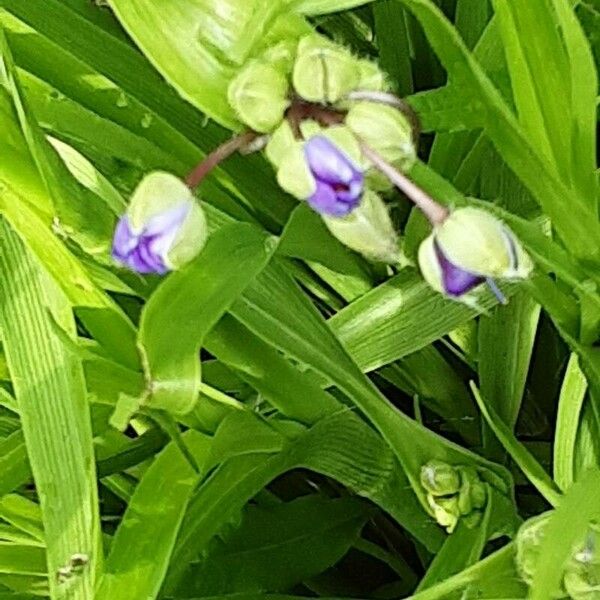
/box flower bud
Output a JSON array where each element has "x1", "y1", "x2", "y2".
[
  {"x1": 292, "y1": 34, "x2": 359, "y2": 104},
  {"x1": 420, "y1": 460, "x2": 461, "y2": 496},
  {"x1": 265, "y1": 119, "x2": 322, "y2": 169},
  {"x1": 421, "y1": 461, "x2": 488, "y2": 533},
  {"x1": 346, "y1": 102, "x2": 416, "y2": 171},
  {"x1": 427, "y1": 495, "x2": 460, "y2": 533},
  {"x1": 356, "y1": 59, "x2": 390, "y2": 92},
  {"x1": 322, "y1": 190, "x2": 400, "y2": 263},
  {"x1": 276, "y1": 128, "x2": 365, "y2": 217},
  {"x1": 517, "y1": 515, "x2": 600, "y2": 599},
  {"x1": 228, "y1": 59, "x2": 290, "y2": 133},
  {"x1": 418, "y1": 207, "x2": 533, "y2": 301},
  {"x1": 112, "y1": 171, "x2": 208, "y2": 274}
]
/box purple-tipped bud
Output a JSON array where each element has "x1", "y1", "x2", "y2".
[
  {"x1": 433, "y1": 240, "x2": 484, "y2": 297},
  {"x1": 418, "y1": 207, "x2": 533, "y2": 303},
  {"x1": 112, "y1": 172, "x2": 208, "y2": 275},
  {"x1": 304, "y1": 136, "x2": 364, "y2": 217}
]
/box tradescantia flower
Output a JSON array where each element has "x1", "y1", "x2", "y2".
[
  {"x1": 112, "y1": 171, "x2": 208, "y2": 274},
  {"x1": 275, "y1": 128, "x2": 366, "y2": 217},
  {"x1": 303, "y1": 136, "x2": 364, "y2": 216},
  {"x1": 418, "y1": 207, "x2": 533, "y2": 302}
]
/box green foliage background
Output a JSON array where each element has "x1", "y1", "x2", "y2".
[{"x1": 0, "y1": 0, "x2": 599, "y2": 598}]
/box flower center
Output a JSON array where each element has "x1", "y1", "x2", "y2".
[{"x1": 332, "y1": 182, "x2": 350, "y2": 194}]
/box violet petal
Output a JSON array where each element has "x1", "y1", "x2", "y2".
[{"x1": 434, "y1": 240, "x2": 483, "y2": 296}]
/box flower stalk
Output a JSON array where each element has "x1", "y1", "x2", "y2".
[
  {"x1": 184, "y1": 131, "x2": 259, "y2": 189},
  {"x1": 359, "y1": 141, "x2": 449, "y2": 226}
]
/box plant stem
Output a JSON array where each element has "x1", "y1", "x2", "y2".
[
  {"x1": 359, "y1": 141, "x2": 449, "y2": 226},
  {"x1": 199, "y1": 382, "x2": 246, "y2": 411},
  {"x1": 184, "y1": 131, "x2": 258, "y2": 189}
]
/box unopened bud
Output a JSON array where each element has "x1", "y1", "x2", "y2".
[
  {"x1": 322, "y1": 190, "x2": 400, "y2": 263},
  {"x1": 292, "y1": 34, "x2": 359, "y2": 104},
  {"x1": 228, "y1": 59, "x2": 290, "y2": 133},
  {"x1": 112, "y1": 171, "x2": 208, "y2": 274},
  {"x1": 418, "y1": 207, "x2": 533, "y2": 302},
  {"x1": 356, "y1": 59, "x2": 390, "y2": 92},
  {"x1": 420, "y1": 460, "x2": 461, "y2": 496},
  {"x1": 346, "y1": 102, "x2": 416, "y2": 171}
]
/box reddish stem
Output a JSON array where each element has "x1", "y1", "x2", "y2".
[
  {"x1": 285, "y1": 100, "x2": 346, "y2": 139},
  {"x1": 184, "y1": 131, "x2": 258, "y2": 189},
  {"x1": 359, "y1": 141, "x2": 449, "y2": 226}
]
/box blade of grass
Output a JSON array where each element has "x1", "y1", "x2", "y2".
[
  {"x1": 471, "y1": 383, "x2": 562, "y2": 507},
  {"x1": 0, "y1": 218, "x2": 102, "y2": 599},
  {"x1": 95, "y1": 431, "x2": 210, "y2": 600},
  {"x1": 554, "y1": 354, "x2": 589, "y2": 490}
]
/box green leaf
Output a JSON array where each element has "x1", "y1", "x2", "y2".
[
  {"x1": 95, "y1": 431, "x2": 211, "y2": 600},
  {"x1": 398, "y1": 0, "x2": 600, "y2": 262},
  {"x1": 0, "y1": 27, "x2": 115, "y2": 256},
  {"x1": 205, "y1": 315, "x2": 340, "y2": 425},
  {"x1": 106, "y1": 0, "x2": 307, "y2": 129},
  {"x1": 165, "y1": 411, "x2": 445, "y2": 592},
  {"x1": 139, "y1": 223, "x2": 276, "y2": 414},
  {"x1": 471, "y1": 383, "x2": 562, "y2": 507},
  {"x1": 491, "y1": 0, "x2": 569, "y2": 174},
  {"x1": 408, "y1": 543, "x2": 526, "y2": 599},
  {"x1": 0, "y1": 546, "x2": 46, "y2": 577},
  {"x1": 233, "y1": 263, "x2": 512, "y2": 507},
  {"x1": 0, "y1": 218, "x2": 102, "y2": 599},
  {"x1": 373, "y1": 1, "x2": 413, "y2": 95},
  {"x1": 554, "y1": 353, "x2": 588, "y2": 490},
  {"x1": 0, "y1": 432, "x2": 30, "y2": 498},
  {"x1": 182, "y1": 496, "x2": 369, "y2": 596},
  {"x1": 293, "y1": 0, "x2": 375, "y2": 14},
  {"x1": 479, "y1": 291, "x2": 541, "y2": 459}
]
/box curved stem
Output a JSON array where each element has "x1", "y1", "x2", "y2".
[
  {"x1": 359, "y1": 141, "x2": 449, "y2": 226},
  {"x1": 184, "y1": 131, "x2": 258, "y2": 189}
]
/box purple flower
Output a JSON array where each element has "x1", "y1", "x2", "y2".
[
  {"x1": 112, "y1": 204, "x2": 189, "y2": 275},
  {"x1": 111, "y1": 171, "x2": 209, "y2": 275},
  {"x1": 304, "y1": 136, "x2": 364, "y2": 217},
  {"x1": 433, "y1": 240, "x2": 484, "y2": 297}
]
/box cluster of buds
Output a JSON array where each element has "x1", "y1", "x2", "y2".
[
  {"x1": 420, "y1": 460, "x2": 488, "y2": 533},
  {"x1": 110, "y1": 30, "x2": 534, "y2": 309},
  {"x1": 227, "y1": 32, "x2": 416, "y2": 264},
  {"x1": 516, "y1": 513, "x2": 600, "y2": 598}
]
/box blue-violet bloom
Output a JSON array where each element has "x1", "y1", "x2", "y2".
[
  {"x1": 304, "y1": 136, "x2": 364, "y2": 217},
  {"x1": 112, "y1": 171, "x2": 208, "y2": 275}
]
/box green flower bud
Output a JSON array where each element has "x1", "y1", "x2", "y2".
[
  {"x1": 228, "y1": 59, "x2": 290, "y2": 133},
  {"x1": 418, "y1": 207, "x2": 533, "y2": 304},
  {"x1": 515, "y1": 513, "x2": 555, "y2": 587},
  {"x1": 427, "y1": 494, "x2": 461, "y2": 533},
  {"x1": 322, "y1": 189, "x2": 400, "y2": 263},
  {"x1": 260, "y1": 39, "x2": 298, "y2": 73},
  {"x1": 292, "y1": 34, "x2": 359, "y2": 104},
  {"x1": 435, "y1": 207, "x2": 533, "y2": 280},
  {"x1": 420, "y1": 460, "x2": 461, "y2": 496},
  {"x1": 265, "y1": 120, "x2": 325, "y2": 169},
  {"x1": 346, "y1": 102, "x2": 415, "y2": 169},
  {"x1": 356, "y1": 59, "x2": 390, "y2": 92}
]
